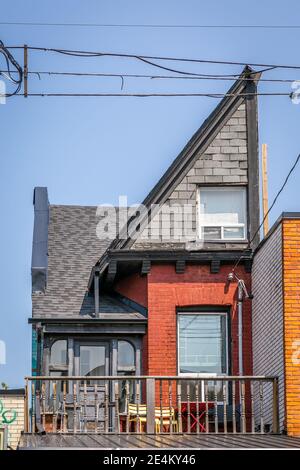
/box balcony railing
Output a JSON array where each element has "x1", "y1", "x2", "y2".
[{"x1": 24, "y1": 376, "x2": 280, "y2": 435}]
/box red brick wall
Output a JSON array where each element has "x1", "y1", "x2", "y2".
[
  {"x1": 115, "y1": 273, "x2": 148, "y2": 373},
  {"x1": 115, "y1": 264, "x2": 252, "y2": 377},
  {"x1": 147, "y1": 264, "x2": 252, "y2": 376},
  {"x1": 115, "y1": 273, "x2": 148, "y2": 307}
]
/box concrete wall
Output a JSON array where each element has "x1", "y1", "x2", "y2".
[
  {"x1": 0, "y1": 390, "x2": 25, "y2": 449},
  {"x1": 252, "y1": 224, "x2": 285, "y2": 431}
]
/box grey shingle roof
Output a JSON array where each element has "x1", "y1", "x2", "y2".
[{"x1": 32, "y1": 205, "x2": 133, "y2": 318}]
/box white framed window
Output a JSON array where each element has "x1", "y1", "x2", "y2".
[
  {"x1": 198, "y1": 186, "x2": 247, "y2": 241},
  {"x1": 177, "y1": 312, "x2": 228, "y2": 401},
  {"x1": 178, "y1": 312, "x2": 228, "y2": 376}
]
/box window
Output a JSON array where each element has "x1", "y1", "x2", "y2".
[
  {"x1": 118, "y1": 341, "x2": 135, "y2": 371},
  {"x1": 79, "y1": 345, "x2": 106, "y2": 377},
  {"x1": 198, "y1": 187, "x2": 246, "y2": 241},
  {"x1": 50, "y1": 340, "x2": 67, "y2": 366},
  {"x1": 117, "y1": 341, "x2": 136, "y2": 412},
  {"x1": 178, "y1": 313, "x2": 228, "y2": 375}
]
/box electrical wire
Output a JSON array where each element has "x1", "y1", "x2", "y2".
[
  {"x1": 11, "y1": 92, "x2": 291, "y2": 98},
  {"x1": 1, "y1": 69, "x2": 298, "y2": 83},
  {"x1": 2, "y1": 22, "x2": 300, "y2": 29},
  {"x1": 8, "y1": 45, "x2": 300, "y2": 71},
  {"x1": 232, "y1": 153, "x2": 300, "y2": 272},
  {"x1": 0, "y1": 40, "x2": 22, "y2": 96}
]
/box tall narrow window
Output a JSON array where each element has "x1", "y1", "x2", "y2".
[
  {"x1": 198, "y1": 187, "x2": 246, "y2": 241},
  {"x1": 118, "y1": 341, "x2": 135, "y2": 371},
  {"x1": 50, "y1": 340, "x2": 67, "y2": 366},
  {"x1": 117, "y1": 341, "x2": 136, "y2": 412},
  {"x1": 178, "y1": 313, "x2": 228, "y2": 375}
]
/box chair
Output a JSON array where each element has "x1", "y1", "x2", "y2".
[
  {"x1": 127, "y1": 403, "x2": 178, "y2": 433},
  {"x1": 128, "y1": 403, "x2": 148, "y2": 431},
  {"x1": 155, "y1": 407, "x2": 178, "y2": 433}
]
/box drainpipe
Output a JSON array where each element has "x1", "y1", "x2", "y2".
[
  {"x1": 228, "y1": 273, "x2": 252, "y2": 376},
  {"x1": 94, "y1": 271, "x2": 100, "y2": 317},
  {"x1": 237, "y1": 281, "x2": 244, "y2": 376}
]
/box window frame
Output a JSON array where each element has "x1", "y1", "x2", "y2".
[
  {"x1": 177, "y1": 311, "x2": 229, "y2": 378},
  {"x1": 49, "y1": 339, "x2": 68, "y2": 373},
  {"x1": 197, "y1": 186, "x2": 247, "y2": 242},
  {"x1": 117, "y1": 340, "x2": 136, "y2": 374}
]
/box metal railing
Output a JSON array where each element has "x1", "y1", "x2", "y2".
[{"x1": 24, "y1": 375, "x2": 279, "y2": 435}]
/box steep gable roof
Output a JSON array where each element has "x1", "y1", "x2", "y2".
[{"x1": 96, "y1": 66, "x2": 261, "y2": 271}]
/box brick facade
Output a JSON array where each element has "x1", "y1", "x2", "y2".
[
  {"x1": 117, "y1": 264, "x2": 252, "y2": 377},
  {"x1": 252, "y1": 215, "x2": 300, "y2": 436},
  {"x1": 0, "y1": 391, "x2": 25, "y2": 449},
  {"x1": 283, "y1": 219, "x2": 300, "y2": 436}
]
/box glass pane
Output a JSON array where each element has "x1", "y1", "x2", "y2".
[
  {"x1": 79, "y1": 345, "x2": 106, "y2": 379},
  {"x1": 199, "y1": 187, "x2": 246, "y2": 226},
  {"x1": 223, "y1": 226, "x2": 244, "y2": 239},
  {"x1": 50, "y1": 340, "x2": 67, "y2": 365},
  {"x1": 118, "y1": 341, "x2": 135, "y2": 368},
  {"x1": 202, "y1": 226, "x2": 221, "y2": 240},
  {"x1": 179, "y1": 314, "x2": 227, "y2": 374},
  {"x1": 117, "y1": 373, "x2": 135, "y2": 413}
]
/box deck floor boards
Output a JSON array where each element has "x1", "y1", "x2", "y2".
[{"x1": 19, "y1": 433, "x2": 300, "y2": 449}]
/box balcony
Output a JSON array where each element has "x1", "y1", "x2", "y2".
[{"x1": 23, "y1": 375, "x2": 280, "y2": 438}]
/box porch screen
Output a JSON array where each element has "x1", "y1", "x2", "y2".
[{"x1": 178, "y1": 313, "x2": 227, "y2": 374}]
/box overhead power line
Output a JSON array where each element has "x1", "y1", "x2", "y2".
[
  {"x1": 2, "y1": 22, "x2": 300, "y2": 29},
  {"x1": 12, "y1": 92, "x2": 291, "y2": 98},
  {"x1": 0, "y1": 40, "x2": 22, "y2": 95},
  {"x1": 1, "y1": 69, "x2": 298, "y2": 83},
  {"x1": 7, "y1": 45, "x2": 300, "y2": 71}
]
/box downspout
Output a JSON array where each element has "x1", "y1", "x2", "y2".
[
  {"x1": 228, "y1": 273, "x2": 252, "y2": 376},
  {"x1": 94, "y1": 271, "x2": 100, "y2": 317},
  {"x1": 237, "y1": 281, "x2": 244, "y2": 376}
]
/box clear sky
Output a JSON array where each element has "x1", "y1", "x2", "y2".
[{"x1": 1, "y1": 1, "x2": 300, "y2": 386}]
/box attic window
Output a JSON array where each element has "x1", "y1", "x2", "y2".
[{"x1": 198, "y1": 187, "x2": 247, "y2": 241}]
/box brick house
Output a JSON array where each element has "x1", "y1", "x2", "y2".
[
  {"x1": 253, "y1": 213, "x2": 300, "y2": 437},
  {"x1": 24, "y1": 66, "x2": 300, "y2": 445}
]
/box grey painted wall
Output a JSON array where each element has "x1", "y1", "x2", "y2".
[{"x1": 252, "y1": 224, "x2": 285, "y2": 430}]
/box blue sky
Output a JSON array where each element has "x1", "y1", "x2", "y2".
[{"x1": 1, "y1": 1, "x2": 300, "y2": 386}]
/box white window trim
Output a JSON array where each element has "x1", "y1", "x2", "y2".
[
  {"x1": 197, "y1": 186, "x2": 247, "y2": 242},
  {"x1": 177, "y1": 311, "x2": 229, "y2": 402},
  {"x1": 177, "y1": 311, "x2": 229, "y2": 376}
]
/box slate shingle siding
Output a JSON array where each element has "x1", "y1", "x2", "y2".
[
  {"x1": 134, "y1": 103, "x2": 248, "y2": 248},
  {"x1": 252, "y1": 224, "x2": 285, "y2": 430},
  {"x1": 32, "y1": 205, "x2": 110, "y2": 317}
]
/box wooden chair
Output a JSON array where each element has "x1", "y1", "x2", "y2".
[
  {"x1": 127, "y1": 403, "x2": 178, "y2": 433},
  {"x1": 155, "y1": 407, "x2": 178, "y2": 433}
]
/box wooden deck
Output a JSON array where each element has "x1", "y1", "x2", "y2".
[{"x1": 19, "y1": 433, "x2": 300, "y2": 449}]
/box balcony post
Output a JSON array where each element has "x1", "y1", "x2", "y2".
[
  {"x1": 272, "y1": 377, "x2": 280, "y2": 434},
  {"x1": 146, "y1": 378, "x2": 155, "y2": 434},
  {"x1": 24, "y1": 378, "x2": 29, "y2": 433}
]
